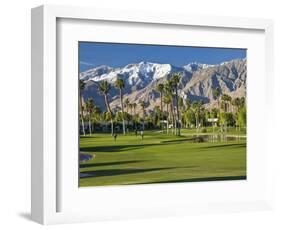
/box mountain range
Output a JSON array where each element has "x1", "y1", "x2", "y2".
[{"x1": 80, "y1": 58, "x2": 246, "y2": 113}]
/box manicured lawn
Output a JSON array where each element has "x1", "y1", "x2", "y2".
[
  {"x1": 79, "y1": 130, "x2": 246, "y2": 187},
  {"x1": 180, "y1": 127, "x2": 246, "y2": 136}
]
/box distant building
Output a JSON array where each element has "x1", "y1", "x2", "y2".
[{"x1": 207, "y1": 118, "x2": 218, "y2": 126}]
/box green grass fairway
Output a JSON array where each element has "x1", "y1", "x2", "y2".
[{"x1": 79, "y1": 130, "x2": 246, "y2": 187}]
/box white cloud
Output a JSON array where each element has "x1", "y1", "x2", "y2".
[{"x1": 80, "y1": 61, "x2": 95, "y2": 66}]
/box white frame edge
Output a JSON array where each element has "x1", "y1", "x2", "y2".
[
  {"x1": 31, "y1": 6, "x2": 44, "y2": 224},
  {"x1": 31, "y1": 4, "x2": 274, "y2": 225}
]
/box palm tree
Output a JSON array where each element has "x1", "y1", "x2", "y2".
[
  {"x1": 221, "y1": 94, "x2": 232, "y2": 134},
  {"x1": 114, "y1": 78, "x2": 126, "y2": 134},
  {"x1": 128, "y1": 103, "x2": 133, "y2": 129},
  {"x1": 132, "y1": 103, "x2": 137, "y2": 116},
  {"x1": 129, "y1": 103, "x2": 133, "y2": 117},
  {"x1": 79, "y1": 80, "x2": 86, "y2": 136},
  {"x1": 125, "y1": 98, "x2": 130, "y2": 113},
  {"x1": 98, "y1": 81, "x2": 114, "y2": 135},
  {"x1": 92, "y1": 105, "x2": 101, "y2": 131},
  {"x1": 212, "y1": 87, "x2": 222, "y2": 132},
  {"x1": 156, "y1": 83, "x2": 164, "y2": 131},
  {"x1": 192, "y1": 101, "x2": 203, "y2": 134},
  {"x1": 212, "y1": 87, "x2": 221, "y2": 107},
  {"x1": 199, "y1": 100, "x2": 205, "y2": 128},
  {"x1": 132, "y1": 102, "x2": 137, "y2": 129},
  {"x1": 140, "y1": 100, "x2": 145, "y2": 131},
  {"x1": 232, "y1": 97, "x2": 241, "y2": 131},
  {"x1": 163, "y1": 96, "x2": 171, "y2": 134},
  {"x1": 171, "y1": 73, "x2": 181, "y2": 136},
  {"x1": 184, "y1": 98, "x2": 192, "y2": 128},
  {"x1": 164, "y1": 80, "x2": 175, "y2": 135},
  {"x1": 85, "y1": 97, "x2": 94, "y2": 135},
  {"x1": 210, "y1": 107, "x2": 218, "y2": 140},
  {"x1": 124, "y1": 98, "x2": 130, "y2": 131},
  {"x1": 178, "y1": 96, "x2": 184, "y2": 129}
]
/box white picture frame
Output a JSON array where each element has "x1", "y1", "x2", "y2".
[{"x1": 31, "y1": 4, "x2": 274, "y2": 225}]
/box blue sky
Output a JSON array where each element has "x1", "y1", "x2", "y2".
[{"x1": 79, "y1": 42, "x2": 246, "y2": 72}]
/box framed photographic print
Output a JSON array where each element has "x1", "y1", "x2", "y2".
[
  {"x1": 31, "y1": 5, "x2": 274, "y2": 225},
  {"x1": 78, "y1": 42, "x2": 247, "y2": 187}
]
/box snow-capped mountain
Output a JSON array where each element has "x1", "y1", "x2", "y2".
[
  {"x1": 80, "y1": 59, "x2": 246, "y2": 112},
  {"x1": 81, "y1": 61, "x2": 183, "y2": 90},
  {"x1": 183, "y1": 62, "x2": 213, "y2": 72}
]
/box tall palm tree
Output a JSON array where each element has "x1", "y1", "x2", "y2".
[
  {"x1": 125, "y1": 98, "x2": 130, "y2": 113},
  {"x1": 221, "y1": 94, "x2": 232, "y2": 112},
  {"x1": 92, "y1": 105, "x2": 101, "y2": 131},
  {"x1": 129, "y1": 103, "x2": 133, "y2": 117},
  {"x1": 85, "y1": 97, "x2": 94, "y2": 135},
  {"x1": 163, "y1": 95, "x2": 171, "y2": 134},
  {"x1": 212, "y1": 87, "x2": 221, "y2": 107},
  {"x1": 210, "y1": 107, "x2": 217, "y2": 140},
  {"x1": 232, "y1": 97, "x2": 242, "y2": 131},
  {"x1": 221, "y1": 94, "x2": 232, "y2": 134},
  {"x1": 212, "y1": 87, "x2": 222, "y2": 132},
  {"x1": 178, "y1": 96, "x2": 184, "y2": 129},
  {"x1": 114, "y1": 78, "x2": 126, "y2": 134},
  {"x1": 192, "y1": 101, "x2": 203, "y2": 134},
  {"x1": 132, "y1": 103, "x2": 137, "y2": 116},
  {"x1": 140, "y1": 100, "x2": 145, "y2": 131},
  {"x1": 156, "y1": 83, "x2": 164, "y2": 131},
  {"x1": 185, "y1": 98, "x2": 191, "y2": 108},
  {"x1": 184, "y1": 98, "x2": 191, "y2": 128},
  {"x1": 164, "y1": 80, "x2": 175, "y2": 135},
  {"x1": 98, "y1": 81, "x2": 114, "y2": 135},
  {"x1": 132, "y1": 102, "x2": 137, "y2": 129},
  {"x1": 79, "y1": 80, "x2": 86, "y2": 136},
  {"x1": 124, "y1": 98, "x2": 130, "y2": 131},
  {"x1": 128, "y1": 103, "x2": 133, "y2": 129},
  {"x1": 171, "y1": 73, "x2": 181, "y2": 136}
]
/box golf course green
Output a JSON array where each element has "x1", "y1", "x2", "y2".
[{"x1": 79, "y1": 129, "x2": 246, "y2": 187}]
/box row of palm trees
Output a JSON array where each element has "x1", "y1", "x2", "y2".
[
  {"x1": 183, "y1": 94, "x2": 246, "y2": 133},
  {"x1": 155, "y1": 73, "x2": 182, "y2": 135},
  {"x1": 79, "y1": 78, "x2": 146, "y2": 136},
  {"x1": 79, "y1": 73, "x2": 246, "y2": 136}
]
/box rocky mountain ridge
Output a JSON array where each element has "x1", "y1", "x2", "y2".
[{"x1": 80, "y1": 58, "x2": 246, "y2": 113}]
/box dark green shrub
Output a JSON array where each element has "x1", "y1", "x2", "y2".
[
  {"x1": 201, "y1": 128, "x2": 207, "y2": 133},
  {"x1": 193, "y1": 136, "x2": 205, "y2": 143}
]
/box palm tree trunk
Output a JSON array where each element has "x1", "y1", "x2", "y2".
[
  {"x1": 88, "y1": 111, "x2": 92, "y2": 135},
  {"x1": 134, "y1": 107, "x2": 136, "y2": 130},
  {"x1": 166, "y1": 103, "x2": 169, "y2": 134},
  {"x1": 110, "y1": 118, "x2": 114, "y2": 136},
  {"x1": 212, "y1": 122, "x2": 215, "y2": 142},
  {"x1": 160, "y1": 92, "x2": 163, "y2": 131},
  {"x1": 175, "y1": 88, "x2": 180, "y2": 136},
  {"x1": 196, "y1": 115, "x2": 199, "y2": 135},
  {"x1": 79, "y1": 93, "x2": 85, "y2": 136},
  {"x1": 225, "y1": 103, "x2": 228, "y2": 135},
  {"x1": 104, "y1": 94, "x2": 114, "y2": 136},
  {"x1": 119, "y1": 90, "x2": 126, "y2": 135},
  {"x1": 142, "y1": 109, "x2": 145, "y2": 131},
  {"x1": 170, "y1": 103, "x2": 175, "y2": 135},
  {"x1": 125, "y1": 106, "x2": 129, "y2": 132},
  {"x1": 218, "y1": 98, "x2": 222, "y2": 133}
]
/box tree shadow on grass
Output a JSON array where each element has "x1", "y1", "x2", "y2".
[
  {"x1": 80, "y1": 141, "x2": 246, "y2": 154},
  {"x1": 80, "y1": 166, "x2": 199, "y2": 179},
  {"x1": 133, "y1": 175, "x2": 247, "y2": 185},
  {"x1": 80, "y1": 160, "x2": 146, "y2": 168},
  {"x1": 80, "y1": 143, "x2": 162, "y2": 153},
  {"x1": 200, "y1": 143, "x2": 246, "y2": 149},
  {"x1": 161, "y1": 137, "x2": 194, "y2": 144},
  {"x1": 80, "y1": 167, "x2": 174, "y2": 178}
]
